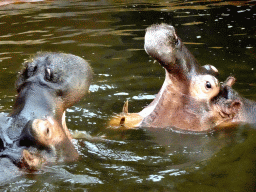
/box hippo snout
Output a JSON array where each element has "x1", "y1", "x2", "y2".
[{"x1": 144, "y1": 24, "x2": 179, "y2": 66}]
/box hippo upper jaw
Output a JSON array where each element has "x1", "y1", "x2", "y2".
[
  {"x1": 144, "y1": 24, "x2": 202, "y2": 82},
  {"x1": 144, "y1": 25, "x2": 178, "y2": 67}
]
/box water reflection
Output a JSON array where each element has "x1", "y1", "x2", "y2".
[{"x1": 0, "y1": 0, "x2": 255, "y2": 191}]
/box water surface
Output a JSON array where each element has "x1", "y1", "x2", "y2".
[{"x1": 0, "y1": 0, "x2": 255, "y2": 191}]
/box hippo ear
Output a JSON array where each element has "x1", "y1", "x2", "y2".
[
  {"x1": 223, "y1": 76, "x2": 236, "y2": 87},
  {"x1": 21, "y1": 149, "x2": 43, "y2": 171}
]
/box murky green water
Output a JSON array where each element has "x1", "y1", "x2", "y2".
[{"x1": 0, "y1": 0, "x2": 255, "y2": 191}]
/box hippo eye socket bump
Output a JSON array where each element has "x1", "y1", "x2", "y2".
[
  {"x1": 202, "y1": 75, "x2": 220, "y2": 98},
  {"x1": 191, "y1": 75, "x2": 220, "y2": 100}
]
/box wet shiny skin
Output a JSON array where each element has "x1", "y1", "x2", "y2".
[
  {"x1": 0, "y1": 0, "x2": 255, "y2": 191},
  {"x1": 110, "y1": 24, "x2": 253, "y2": 131}
]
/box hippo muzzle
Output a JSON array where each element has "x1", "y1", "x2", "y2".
[{"x1": 0, "y1": 52, "x2": 93, "y2": 170}]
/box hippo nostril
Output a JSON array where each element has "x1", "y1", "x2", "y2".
[
  {"x1": 175, "y1": 39, "x2": 179, "y2": 46},
  {"x1": 56, "y1": 90, "x2": 63, "y2": 96},
  {"x1": 175, "y1": 38, "x2": 182, "y2": 49}
]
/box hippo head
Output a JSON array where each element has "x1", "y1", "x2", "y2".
[
  {"x1": 15, "y1": 52, "x2": 93, "y2": 110},
  {"x1": 140, "y1": 24, "x2": 251, "y2": 131},
  {"x1": 0, "y1": 52, "x2": 93, "y2": 170}
]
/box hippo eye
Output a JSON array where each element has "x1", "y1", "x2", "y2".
[
  {"x1": 202, "y1": 76, "x2": 220, "y2": 97},
  {"x1": 205, "y1": 81, "x2": 212, "y2": 89},
  {"x1": 45, "y1": 68, "x2": 53, "y2": 81},
  {"x1": 191, "y1": 75, "x2": 220, "y2": 100},
  {"x1": 45, "y1": 67, "x2": 59, "y2": 83}
]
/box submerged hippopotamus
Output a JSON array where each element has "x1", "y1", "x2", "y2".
[
  {"x1": 0, "y1": 52, "x2": 93, "y2": 171},
  {"x1": 110, "y1": 23, "x2": 256, "y2": 131}
]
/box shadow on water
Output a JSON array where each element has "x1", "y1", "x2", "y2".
[{"x1": 0, "y1": 0, "x2": 255, "y2": 191}]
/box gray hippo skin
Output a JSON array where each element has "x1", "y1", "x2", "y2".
[
  {"x1": 0, "y1": 52, "x2": 93, "y2": 171},
  {"x1": 110, "y1": 23, "x2": 256, "y2": 131}
]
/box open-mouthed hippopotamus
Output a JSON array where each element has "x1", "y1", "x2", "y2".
[
  {"x1": 0, "y1": 52, "x2": 93, "y2": 171},
  {"x1": 110, "y1": 23, "x2": 256, "y2": 131}
]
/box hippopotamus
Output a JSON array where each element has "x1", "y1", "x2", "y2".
[
  {"x1": 110, "y1": 23, "x2": 256, "y2": 131},
  {"x1": 0, "y1": 52, "x2": 93, "y2": 171}
]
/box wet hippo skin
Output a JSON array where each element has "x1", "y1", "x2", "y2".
[
  {"x1": 110, "y1": 23, "x2": 256, "y2": 131},
  {"x1": 0, "y1": 52, "x2": 93, "y2": 170}
]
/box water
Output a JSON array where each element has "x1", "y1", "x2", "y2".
[{"x1": 0, "y1": 0, "x2": 255, "y2": 191}]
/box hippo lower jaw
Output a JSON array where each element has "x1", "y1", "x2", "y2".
[{"x1": 109, "y1": 79, "x2": 246, "y2": 131}]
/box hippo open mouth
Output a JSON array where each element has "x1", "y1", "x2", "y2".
[
  {"x1": 140, "y1": 23, "x2": 249, "y2": 130},
  {"x1": 110, "y1": 23, "x2": 256, "y2": 131},
  {"x1": 0, "y1": 52, "x2": 93, "y2": 170}
]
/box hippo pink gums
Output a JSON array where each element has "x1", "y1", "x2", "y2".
[
  {"x1": 0, "y1": 52, "x2": 93, "y2": 171},
  {"x1": 110, "y1": 23, "x2": 256, "y2": 131}
]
